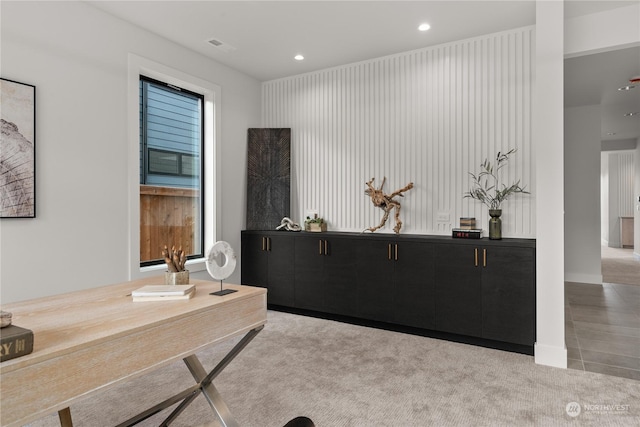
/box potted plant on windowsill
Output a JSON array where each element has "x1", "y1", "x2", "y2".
[
  {"x1": 304, "y1": 215, "x2": 327, "y2": 232},
  {"x1": 464, "y1": 148, "x2": 529, "y2": 240}
]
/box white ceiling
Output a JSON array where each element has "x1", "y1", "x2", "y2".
[{"x1": 87, "y1": 0, "x2": 640, "y2": 141}]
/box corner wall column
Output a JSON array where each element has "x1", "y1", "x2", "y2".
[{"x1": 534, "y1": 0, "x2": 567, "y2": 368}]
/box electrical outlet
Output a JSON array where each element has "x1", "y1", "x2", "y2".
[{"x1": 436, "y1": 212, "x2": 450, "y2": 222}]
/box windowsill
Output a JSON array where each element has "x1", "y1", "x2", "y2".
[{"x1": 139, "y1": 257, "x2": 207, "y2": 275}]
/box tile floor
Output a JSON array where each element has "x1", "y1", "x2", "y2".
[{"x1": 565, "y1": 281, "x2": 640, "y2": 380}]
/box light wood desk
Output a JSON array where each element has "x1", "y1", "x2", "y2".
[{"x1": 0, "y1": 278, "x2": 267, "y2": 427}]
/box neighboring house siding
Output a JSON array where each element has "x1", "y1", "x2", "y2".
[{"x1": 140, "y1": 79, "x2": 201, "y2": 188}]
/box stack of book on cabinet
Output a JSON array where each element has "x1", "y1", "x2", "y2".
[
  {"x1": 452, "y1": 217, "x2": 483, "y2": 239},
  {"x1": 131, "y1": 284, "x2": 195, "y2": 302}
]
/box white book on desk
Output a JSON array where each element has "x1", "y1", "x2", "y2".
[
  {"x1": 132, "y1": 290, "x2": 194, "y2": 302},
  {"x1": 132, "y1": 284, "x2": 195, "y2": 297}
]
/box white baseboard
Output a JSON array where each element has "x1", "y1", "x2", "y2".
[
  {"x1": 535, "y1": 343, "x2": 567, "y2": 368},
  {"x1": 564, "y1": 273, "x2": 603, "y2": 284}
]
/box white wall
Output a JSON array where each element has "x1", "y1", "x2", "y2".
[
  {"x1": 564, "y1": 105, "x2": 602, "y2": 284},
  {"x1": 565, "y1": 3, "x2": 640, "y2": 57},
  {"x1": 263, "y1": 27, "x2": 535, "y2": 237},
  {"x1": 0, "y1": 1, "x2": 261, "y2": 303},
  {"x1": 635, "y1": 139, "x2": 640, "y2": 256}
]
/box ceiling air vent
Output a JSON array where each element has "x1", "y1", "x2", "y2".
[{"x1": 207, "y1": 38, "x2": 236, "y2": 53}]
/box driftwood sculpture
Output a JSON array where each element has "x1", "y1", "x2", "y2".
[
  {"x1": 364, "y1": 177, "x2": 414, "y2": 234},
  {"x1": 162, "y1": 245, "x2": 187, "y2": 272}
]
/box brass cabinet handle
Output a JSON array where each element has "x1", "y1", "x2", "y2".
[
  {"x1": 474, "y1": 248, "x2": 478, "y2": 267},
  {"x1": 262, "y1": 237, "x2": 266, "y2": 251},
  {"x1": 395, "y1": 244, "x2": 398, "y2": 261},
  {"x1": 388, "y1": 244, "x2": 392, "y2": 260},
  {"x1": 318, "y1": 239, "x2": 329, "y2": 255},
  {"x1": 483, "y1": 248, "x2": 487, "y2": 267}
]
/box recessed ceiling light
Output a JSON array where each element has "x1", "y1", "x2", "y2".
[
  {"x1": 418, "y1": 23, "x2": 431, "y2": 31},
  {"x1": 618, "y1": 85, "x2": 636, "y2": 91},
  {"x1": 624, "y1": 112, "x2": 640, "y2": 117},
  {"x1": 294, "y1": 54, "x2": 304, "y2": 61}
]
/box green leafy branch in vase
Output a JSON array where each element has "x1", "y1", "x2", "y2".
[{"x1": 464, "y1": 148, "x2": 529, "y2": 210}]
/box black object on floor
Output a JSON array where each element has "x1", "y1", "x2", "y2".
[{"x1": 283, "y1": 416, "x2": 315, "y2": 427}]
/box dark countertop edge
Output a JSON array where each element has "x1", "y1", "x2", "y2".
[{"x1": 242, "y1": 229, "x2": 536, "y2": 247}]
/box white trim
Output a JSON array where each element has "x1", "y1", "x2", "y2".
[
  {"x1": 564, "y1": 273, "x2": 603, "y2": 285},
  {"x1": 127, "y1": 53, "x2": 221, "y2": 279},
  {"x1": 534, "y1": 343, "x2": 568, "y2": 369}
]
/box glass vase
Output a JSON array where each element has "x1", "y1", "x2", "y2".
[{"x1": 488, "y1": 209, "x2": 502, "y2": 240}]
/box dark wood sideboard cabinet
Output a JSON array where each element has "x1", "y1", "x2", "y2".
[{"x1": 241, "y1": 230, "x2": 536, "y2": 354}]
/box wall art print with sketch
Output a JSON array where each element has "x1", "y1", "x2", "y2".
[{"x1": 1, "y1": 78, "x2": 36, "y2": 218}]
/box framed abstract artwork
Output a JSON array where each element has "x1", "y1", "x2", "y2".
[{"x1": 1, "y1": 78, "x2": 36, "y2": 218}]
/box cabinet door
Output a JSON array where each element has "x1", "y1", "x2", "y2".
[
  {"x1": 481, "y1": 246, "x2": 535, "y2": 346},
  {"x1": 395, "y1": 241, "x2": 435, "y2": 329},
  {"x1": 434, "y1": 244, "x2": 482, "y2": 337},
  {"x1": 324, "y1": 237, "x2": 357, "y2": 316},
  {"x1": 356, "y1": 239, "x2": 395, "y2": 322},
  {"x1": 241, "y1": 233, "x2": 268, "y2": 287},
  {"x1": 266, "y1": 234, "x2": 295, "y2": 306},
  {"x1": 294, "y1": 236, "x2": 326, "y2": 311}
]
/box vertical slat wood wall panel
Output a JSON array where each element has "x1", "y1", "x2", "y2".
[
  {"x1": 262, "y1": 27, "x2": 535, "y2": 237},
  {"x1": 617, "y1": 153, "x2": 635, "y2": 216}
]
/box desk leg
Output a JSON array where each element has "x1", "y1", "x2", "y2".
[
  {"x1": 183, "y1": 355, "x2": 237, "y2": 427},
  {"x1": 115, "y1": 326, "x2": 263, "y2": 427},
  {"x1": 182, "y1": 326, "x2": 263, "y2": 427},
  {"x1": 58, "y1": 407, "x2": 73, "y2": 427}
]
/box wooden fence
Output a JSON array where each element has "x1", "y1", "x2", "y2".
[{"x1": 140, "y1": 185, "x2": 200, "y2": 263}]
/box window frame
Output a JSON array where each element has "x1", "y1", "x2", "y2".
[
  {"x1": 128, "y1": 54, "x2": 221, "y2": 279},
  {"x1": 139, "y1": 75, "x2": 205, "y2": 267}
]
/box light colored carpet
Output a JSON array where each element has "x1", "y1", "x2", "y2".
[
  {"x1": 602, "y1": 246, "x2": 640, "y2": 287},
  {"x1": 28, "y1": 311, "x2": 640, "y2": 427}
]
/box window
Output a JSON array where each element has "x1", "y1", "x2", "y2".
[
  {"x1": 128, "y1": 54, "x2": 220, "y2": 279},
  {"x1": 147, "y1": 149, "x2": 198, "y2": 176},
  {"x1": 139, "y1": 76, "x2": 204, "y2": 266}
]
